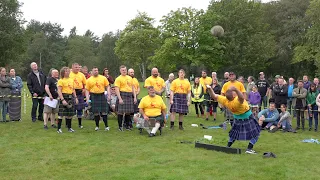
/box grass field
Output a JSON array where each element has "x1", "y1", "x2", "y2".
[{"x1": 1, "y1": 83, "x2": 320, "y2": 179}]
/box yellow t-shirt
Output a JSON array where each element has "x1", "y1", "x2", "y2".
[
  {"x1": 144, "y1": 76, "x2": 165, "y2": 92},
  {"x1": 86, "y1": 75, "x2": 109, "y2": 93},
  {"x1": 170, "y1": 78, "x2": 191, "y2": 94},
  {"x1": 132, "y1": 77, "x2": 140, "y2": 93},
  {"x1": 138, "y1": 95, "x2": 166, "y2": 117},
  {"x1": 69, "y1": 71, "x2": 86, "y2": 89},
  {"x1": 221, "y1": 81, "x2": 246, "y2": 95},
  {"x1": 57, "y1": 78, "x2": 74, "y2": 94},
  {"x1": 199, "y1": 77, "x2": 212, "y2": 93},
  {"x1": 217, "y1": 96, "x2": 250, "y2": 115},
  {"x1": 114, "y1": 75, "x2": 133, "y2": 92}
]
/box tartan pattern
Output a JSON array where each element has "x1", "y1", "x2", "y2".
[
  {"x1": 90, "y1": 93, "x2": 108, "y2": 113},
  {"x1": 229, "y1": 114, "x2": 261, "y2": 141},
  {"x1": 8, "y1": 91, "x2": 21, "y2": 120},
  {"x1": 136, "y1": 115, "x2": 164, "y2": 129},
  {"x1": 116, "y1": 92, "x2": 134, "y2": 114},
  {"x1": 75, "y1": 92, "x2": 86, "y2": 110},
  {"x1": 170, "y1": 93, "x2": 189, "y2": 114},
  {"x1": 58, "y1": 94, "x2": 75, "y2": 117}
]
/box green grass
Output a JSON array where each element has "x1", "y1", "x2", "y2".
[{"x1": 1, "y1": 83, "x2": 320, "y2": 179}]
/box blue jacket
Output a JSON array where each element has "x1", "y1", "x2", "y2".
[
  {"x1": 258, "y1": 109, "x2": 279, "y2": 122},
  {"x1": 10, "y1": 76, "x2": 23, "y2": 93}
]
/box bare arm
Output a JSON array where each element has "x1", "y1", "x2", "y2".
[
  {"x1": 85, "y1": 89, "x2": 90, "y2": 103},
  {"x1": 206, "y1": 86, "x2": 219, "y2": 100},
  {"x1": 170, "y1": 90, "x2": 174, "y2": 103},
  {"x1": 45, "y1": 85, "x2": 52, "y2": 99},
  {"x1": 139, "y1": 108, "x2": 148, "y2": 120},
  {"x1": 132, "y1": 85, "x2": 137, "y2": 103},
  {"x1": 115, "y1": 87, "x2": 122, "y2": 102}
]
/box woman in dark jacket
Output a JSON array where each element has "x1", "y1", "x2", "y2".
[
  {"x1": 0, "y1": 67, "x2": 12, "y2": 122},
  {"x1": 206, "y1": 78, "x2": 221, "y2": 121}
]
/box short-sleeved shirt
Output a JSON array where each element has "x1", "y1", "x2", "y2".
[
  {"x1": 256, "y1": 79, "x2": 270, "y2": 97},
  {"x1": 144, "y1": 76, "x2": 165, "y2": 92},
  {"x1": 138, "y1": 95, "x2": 166, "y2": 117},
  {"x1": 86, "y1": 75, "x2": 109, "y2": 94},
  {"x1": 199, "y1": 77, "x2": 212, "y2": 93},
  {"x1": 170, "y1": 78, "x2": 191, "y2": 94},
  {"x1": 45, "y1": 77, "x2": 58, "y2": 99},
  {"x1": 114, "y1": 75, "x2": 133, "y2": 93},
  {"x1": 57, "y1": 78, "x2": 74, "y2": 94},
  {"x1": 69, "y1": 71, "x2": 86, "y2": 90},
  {"x1": 221, "y1": 81, "x2": 246, "y2": 95},
  {"x1": 132, "y1": 77, "x2": 140, "y2": 93},
  {"x1": 217, "y1": 96, "x2": 250, "y2": 115}
]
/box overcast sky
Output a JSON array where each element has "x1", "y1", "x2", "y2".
[{"x1": 20, "y1": 0, "x2": 271, "y2": 37}]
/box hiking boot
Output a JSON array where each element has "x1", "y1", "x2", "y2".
[{"x1": 179, "y1": 125, "x2": 184, "y2": 130}]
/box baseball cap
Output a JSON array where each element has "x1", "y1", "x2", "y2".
[{"x1": 275, "y1": 75, "x2": 280, "y2": 78}]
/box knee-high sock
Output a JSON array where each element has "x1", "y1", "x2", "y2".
[
  {"x1": 102, "y1": 115, "x2": 108, "y2": 127},
  {"x1": 94, "y1": 115, "x2": 100, "y2": 127},
  {"x1": 151, "y1": 123, "x2": 161, "y2": 134},
  {"x1": 57, "y1": 118, "x2": 62, "y2": 129}
]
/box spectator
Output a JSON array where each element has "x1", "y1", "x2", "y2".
[
  {"x1": 0, "y1": 67, "x2": 12, "y2": 122},
  {"x1": 102, "y1": 68, "x2": 114, "y2": 84},
  {"x1": 287, "y1": 78, "x2": 296, "y2": 115},
  {"x1": 258, "y1": 102, "x2": 280, "y2": 130},
  {"x1": 248, "y1": 85, "x2": 261, "y2": 117},
  {"x1": 303, "y1": 75, "x2": 311, "y2": 90},
  {"x1": 292, "y1": 80, "x2": 307, "y2": 130},
  {"x1": 307, "y1": 83, "x2": 319, "y2": 131},
  {"x1": 191, "y1": 77, "x2": 204, "y2": 118},
  {"x1": 256, "y1": 72, "x2": 270, "y2": 111},
  {"x1": 8, "y1": 68, "x2": 23, "y2": 121},
  {"x1": 237, "y1": 76, "x2": 245, "y2": 85},
  {"x1": 221, "y1": 72, "x2": 229, "y2": 87},
  {"x1": 165, "y1": 73, "x2": 174, "y2": 116},
  {"x1": 82, "y1": 66, "x2": 91, "y2": 79},
  {"x1": 273, "y1": 78, "x2": 288, "y2": 112},
  {"x1": 199, "y1": 70, "x2": 212, "y2": 115},
  {"x1": 278, "y1": 104, "x2": 295, "y2": 132},
  {"x1": 269, "y1": 75, "x2": 280, "y2": 99},
  {"x1": 211, "y1": 72, "x2": 217, "y2": 80},
  {"x1": 246, "y1": 76, "x2": 255, "y2": 95},
  {"x1": 207, "y1": 78, "x2": 221, "y2": 121},
  {"x1": 109, "y1": 86, "x2": 117, "y2": 113},
  {"x1": 314, "y1": 78, "x2": 320, "y2": 91},
  {"x1": 27, "y1": 62, "x2": 46, "y2": 122}
]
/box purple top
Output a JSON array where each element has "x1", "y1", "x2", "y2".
[{"x1": 248, "y1": 91, "x2": 261, "y2": 105}]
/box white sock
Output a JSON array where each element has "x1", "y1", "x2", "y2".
[{"x1": 151, "y1": 123, "x2": 160, "y2": 134}]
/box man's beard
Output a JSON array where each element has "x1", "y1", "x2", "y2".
[
  {"x1": 150, "y1": 93, "x2": 156, "y2": 97},
  {"x1": 152, "y1": 74, "x2": 158, "y2": 77},
  {"x1": 130, "y1": 74, "x2": 134, "y2": 78}
]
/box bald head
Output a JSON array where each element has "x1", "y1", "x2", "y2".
[
  {"x1": 51, "y1": 69, "x2": 59, "y2": 78},
  {"x1": 152, "y1": 68, "x2": 158, "y2": 78},
  {"x1": 128, "y1": 68, "x2": 135, "y2": 78}
]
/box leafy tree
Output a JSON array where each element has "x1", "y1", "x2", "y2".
[
  {"x1": 115, "y1": 12, "x2": 160, "y2": 80},
  {"x1": 0, "y1": 0, "x2": 25, "y2": 67}
]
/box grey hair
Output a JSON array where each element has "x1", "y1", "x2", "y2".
[{"x1": 30, "y1": 62, "x2": 37, "y2": 68}]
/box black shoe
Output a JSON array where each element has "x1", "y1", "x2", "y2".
[
  {"x1": 44, "y1": 125, "x2": 48, "y2": 130},
  {"x1": 200, "y1": 124, "x2": 204, "y2": 127},
  {"x1": 139, "y1": 128, "x2": 143, "y2": 134},
  {"x1": 51, "y1": 124, "x2": 57, "y2": 128},
  {"x1": 149, "y1": 133, "x2": 155, "y2": 137},
  {"x1": 32, "y1": 118, "x2": 36, "y2": 122},
  {"x1": 213, "y1": 118, "x2": 216, "y2": 121},
  {"x1": 315, "y1": 129, "x2": 318, "y2": 132},
  {"x1": 295, "y1": 127, "x2": 300, "y2": 130},
  {"x1": 309, "y1": 128, "x2": 312, "y2": 131},
  {"x1": 205, "y1": 118, "x2": 208, "y2": 121},
  {"x1": 118, "y1": 127, "x2": 124, "y2": 131},
  {"x1": 170, "y1": 126, "x2": 174, "y2": 130},
  {"x1": 179, "y1": 126, "x2": 184, "y2": 130}
]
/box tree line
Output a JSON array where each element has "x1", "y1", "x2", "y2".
[{"x1": 1, "y1": 0, "x2": 319, "y2": 81}]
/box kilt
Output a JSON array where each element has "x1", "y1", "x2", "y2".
[
  {"x1": 90, "y1": 93, "x2": 108, "y2": 114},
  {"x1": 116, "y1": 92, "x2": 134, "y2": 114},
  {"x1": 8, "y1": 91, "x2": 21, "y2": 120},
  {"x1": 135, "y1": 115, "x2": 164, "y2": 129},
  {"x1": 58, "y1": 94, "x2": 75, "y2": 117},
  {"x1": 75, "y1": 90, "x2": 86, "y2": 110},
  {"x1": 170, "y1": 93, "x2": 188, "y2": 114},
  {"x1": 229, "y1": 114, "x2": 261, "y2": 141}
]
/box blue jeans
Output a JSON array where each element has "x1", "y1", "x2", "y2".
[
  {"x1": 0, "y1": 101, "x2": 9, "y2": 121},
  {"x1": 280, "y1": 120, "x2": 291, "y2": 130},
  {"x1": 309, "y1": 105, "x2": 318, "y2": 130}
]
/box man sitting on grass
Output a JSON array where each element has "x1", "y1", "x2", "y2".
[
  {"x1": 258, "y1": 102, "x2": 280, "y2": 131},
  {"x1": 138, "y1": 86, "x2": 167, "y2": 137}
]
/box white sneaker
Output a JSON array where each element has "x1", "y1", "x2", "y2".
[
  {"x1": 68, "y1": 128, "x2": 75, "y2": 132},
  {"x1": 105, "y1": 127, "x2": 110, "y2": 131},
  {"x1": 79, "y1": 125, "x2": 83, "y2": 129},
  {"x1": 95, "y1": 127, "x2": 99, "y2": 131},
  {"x1": 245, "y1": 149, "x2": 257, "y2": 154},
  {"x1": 57, "y1": 129, "x2": 62, "y2": 133}
]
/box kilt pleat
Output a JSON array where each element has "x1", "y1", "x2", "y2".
[
  {"x1": 229, "y1": 115, "x2": 261, "y2": 141},
  {"x1": 170, "y1": 93, "x2": 189, "y2": 114},
  {"x1": 75, "y1": 92, "x2": 86, "y2": 110},
  {"x1": 58, "y1": 94, "x2": 75, "y2": 117},
  {"x1": 8, "y1": 91, "x2": 21, "y2": 120},
  {"x1": 116, "y1": 92, "x2": 134, "y2": 114},
  {"x1": 90, "y1": 93, "x2": 108, "y2": 113}
]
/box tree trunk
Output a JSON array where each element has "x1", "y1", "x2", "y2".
[{"x1": 139, "y1": 62, "x2": 146, "y2": 81}]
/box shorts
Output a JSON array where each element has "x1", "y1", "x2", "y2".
[{"x1": 44, "y1": 104, "x2": 59, "y2": 114}]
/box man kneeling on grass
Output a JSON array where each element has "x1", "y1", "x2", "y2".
[
  {"x1": 258, "y1": 102, "x2": 279, "y2": 132},
  {"x1": 138, "y1": 86, "x2": 167, "y2": 137}
]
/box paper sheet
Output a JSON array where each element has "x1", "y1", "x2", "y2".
[{"x1": 44, "y1": 97, "x2": 58, "y2": 108}]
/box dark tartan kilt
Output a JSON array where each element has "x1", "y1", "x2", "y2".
[
  {"x1": 90, "y1": 93, "x2": 108, "y2": 114},
  {"x1": 170, "y1": 93, "x2": 189, "y2": 114},
  {"x1": 229, "y1": 114, "x2": 261, "y2": 141},
  {"x1": 58, "y1": 94, "x2": 75, "y2": 117},
  {"x1": 203, "y1": 94, "x2": 211, "y2": 106},
  {"x1": 116, "y1": 92, "x2": 134, "y2": 114},
  {"x1": 75, "y1": 90, "x2": 86, "y2": 110},
  {"x1": 134, "y1": 98, "x2": 141, "y2": 113}
]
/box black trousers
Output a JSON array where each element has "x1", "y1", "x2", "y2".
[
  {"x1": 31, "y1": 98, "x2": 44, "y2": 120},
  {"x1": 194, "y1": 102, "x2": 204, "y2": 115},
  {"x1": 296, "y1": 109, "x2": 305, "y2": 128}
]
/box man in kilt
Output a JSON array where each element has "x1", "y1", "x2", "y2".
[
  {"x1": 144, "y1": 68, "x2": 165, "y2": 96},
  {"x1": 85, "y1": 67, "x2": 110, "y2": 131},
  {"x1": 114, "y1": 65, "x2": 137, "y2": 131},
  {"x1": 170, "y1": 69, "x2": 191, "y2": 130},
  {"x1": 221, "y1": 72, "x2": 246, "y2": 125},
  {"x1": 69, "y1": 63, "x2": 86, "y2": 128},
  {"x1": 138, "y1": 86, "x2": 167, "y2": 137},
  {"x1": 57, "y1": 67, "x2": 79, "y2": 133},
  {"x1": 207, "y1": 86, "x2": 261, "y2": 154}
]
